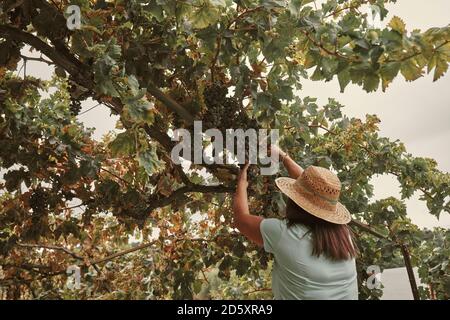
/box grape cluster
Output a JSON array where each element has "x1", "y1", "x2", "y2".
[
  {"x1": 68, "y1": 79, "x2": 91, "y2": 116},
  {"x1": 29, "y1": 187, "x2": 49, "y2": 216},
  {"x1": 202, "y1": 82, "x2": 258, "y2": 133},
  {"x1": 69, "y1": 99, "x2": 82, "y2": 116},
  {"x1": 235, "y1": 110, "x2": 259, "y2": 131},
  {"x1": 202, "y1": 82, "x2": 229, "y2": 130},
  {"x1": 246, "y1": 164, "x2": 259, "y2": 182},
  {"x1": 68, "y1": 81, "x2": 81, "y2": 116}
]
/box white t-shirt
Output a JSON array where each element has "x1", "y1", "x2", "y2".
[{"x1": 260, "y1": 218, "x2": 358, "y2": 300}]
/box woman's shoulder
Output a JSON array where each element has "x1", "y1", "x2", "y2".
[
  {"x1": 260, "y1": 218, "x2": 311, "y2": 253},
  {"x1": 260, "y1": 218, "x2": 287, "y2": 239},
  {"x1": 262, "y1": 218, "x2": 309, "y2": 237},
  {"x1": 261, "y1": 217, "x2": 287, "y2": 230}
]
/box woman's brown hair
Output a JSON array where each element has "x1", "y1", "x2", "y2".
[{"x1": 285, "y1": 198, "x2": 358, "y2": 261}]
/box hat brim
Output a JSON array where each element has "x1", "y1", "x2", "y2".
[{"x1": 275, "y1": 177, "x2": 351, "y2": 225}]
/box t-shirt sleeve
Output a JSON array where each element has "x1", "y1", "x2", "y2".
[{"x1": 260, "y1": 218, "x2": 284, "y2": 253}]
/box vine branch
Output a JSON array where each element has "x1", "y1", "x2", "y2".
[{"x1": 16, "y1": 242, "x2": 84, "y2": 260}]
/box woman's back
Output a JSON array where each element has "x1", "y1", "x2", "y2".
[{"x1": 260, "y1": 218, "x2": 358, "y2": 300}]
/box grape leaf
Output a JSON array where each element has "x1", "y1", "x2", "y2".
[
  {"x1": 388, "y1": 16, "x2": 406, "y2": 35},
  {"x1": 400, "y1": 60, "x2": 423, "y2": 81},
  {"x1": 109, "y1": 131, "x2": 136, "y2": 157}
]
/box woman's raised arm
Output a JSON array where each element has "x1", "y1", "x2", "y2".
[{"x1": 270, "y1": 145, "x2": 303, "y2": 179}]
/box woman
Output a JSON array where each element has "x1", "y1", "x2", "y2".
[{"x1": 232, "y1": 145, "x2": 358, "y2": 300}]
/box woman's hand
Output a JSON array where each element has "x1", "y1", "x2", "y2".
[
  {"x1": 269, "y1": 144, "x2": 304, "y2": 178},
  {"x1": 237, "y1": 162, "x2": 250, "y2": 189},
  {"x1": 269, "y1": 144, "x2": 287, "y2": 160},
  {"x1": 259, "y1": 134, "x2": 286, "y2": 159}
]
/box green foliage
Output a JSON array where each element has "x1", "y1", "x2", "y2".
[{"x1": 416, "y1": 229, "x2": 450, "y2": 300}]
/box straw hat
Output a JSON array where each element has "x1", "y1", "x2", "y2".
[{"x1": 275, "y1": 166, "x2": 351, "y2": 224}]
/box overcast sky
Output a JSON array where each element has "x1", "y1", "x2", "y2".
[
  {"x1": 302, "y1": 0, "x2": 450, "y2": 228},
  {"x1": 11, "y1": 0, "x2": 450, "y2": 229}
]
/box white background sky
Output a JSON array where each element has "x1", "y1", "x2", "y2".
[
  {"x1": 301, "y1": 0, "x2": 450, "y2": 228},
  {"x1": 9, "y1": 0, "x2": 450, "y2": 229}
]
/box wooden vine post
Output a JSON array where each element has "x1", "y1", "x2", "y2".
[
  {"x1": 387, "y1": 224, "x2": 421, "y2": 300},
  {"x1": 399, "y1": 243, "x2": 420, "y2": 300},
  {"x1": 350, "y1": 220, "x2": 421, "y2": 300}
]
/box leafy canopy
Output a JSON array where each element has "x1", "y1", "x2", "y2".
[{"x1": 0, "y1": 0, "x2": 449, "y2": 299}]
